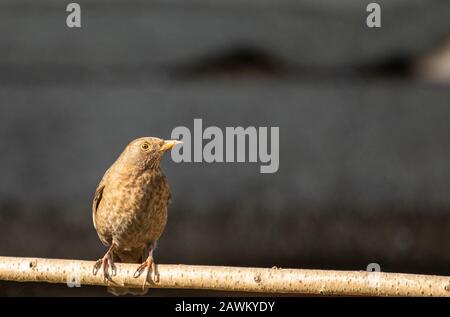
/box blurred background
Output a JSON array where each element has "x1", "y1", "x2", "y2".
[{"x1": 0, "y1": 0, "x2": 450, "y2": 296}]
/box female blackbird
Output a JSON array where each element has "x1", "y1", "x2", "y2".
[{"x1": 92, "y1": 137, "x2": 181, "y2": 295}]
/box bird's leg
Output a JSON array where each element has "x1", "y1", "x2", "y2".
[
  {"x1": 93, "y1": 242, "x2": 117, "y2": 282},
  {"x1": 133, "y1": 246, "x2": 158, "y2": 289}
]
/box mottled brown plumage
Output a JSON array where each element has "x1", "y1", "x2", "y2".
[{"x1": 92, "y1": 137, "x2": 181, "y2": 295}]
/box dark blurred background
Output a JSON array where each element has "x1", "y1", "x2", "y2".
[{"x1": 1, "y1": 0, "x2": 450, "y2": 296}]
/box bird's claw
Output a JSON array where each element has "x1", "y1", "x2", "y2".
[
  {"x1": 93, "y1": 254, "x2": 116, "y2": 283},
  {"x1": 92, "y1": 259, "x2": 102, "y2": 276},
  {"x1": 133, "y1": 257, "x2": 158, "y2": 290}
]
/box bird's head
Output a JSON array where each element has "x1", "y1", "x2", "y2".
[{"x1": 119, "y1": 137, "x2": 182, "y2": 171}]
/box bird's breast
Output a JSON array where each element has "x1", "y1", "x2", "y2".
[{"x1": 95, "y1": 169, "x2": 170, "y2": 248}]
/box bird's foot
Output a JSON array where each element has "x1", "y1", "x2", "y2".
[
  {"x1": 133, "y1": 256, "x2": 158, "y2": 290},
  {"x1": 93, "y1": 245, "x2": 117, "y2": 282}
]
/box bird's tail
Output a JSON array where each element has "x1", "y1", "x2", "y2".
[{"x1": 107, "y1": 248, "x2": 148, "y2": 296}]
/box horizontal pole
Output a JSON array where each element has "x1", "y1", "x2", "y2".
[{"x1": 0, "y1": 256, "x2": 449, "y2": 296}]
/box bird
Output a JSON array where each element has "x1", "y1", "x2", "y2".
[{"x1": 92, "y1": 137, "x2": 181, "y2": 295}]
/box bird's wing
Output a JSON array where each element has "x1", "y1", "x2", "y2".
[{"x1": 92, "y1": 168, "x2": 110, "y2": 230}]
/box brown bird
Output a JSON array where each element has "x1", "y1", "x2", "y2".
[{"x1": 92, "y1": 137, "x2": 181, "y2": 295}]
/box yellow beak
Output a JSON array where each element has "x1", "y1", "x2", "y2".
[{"x1": 160, "y1": 140, "x2": 183, "y2": 152}]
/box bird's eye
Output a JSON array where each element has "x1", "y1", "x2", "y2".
[{"x1": 141, "y1": 143, "x2": 150, "y2": 151}]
